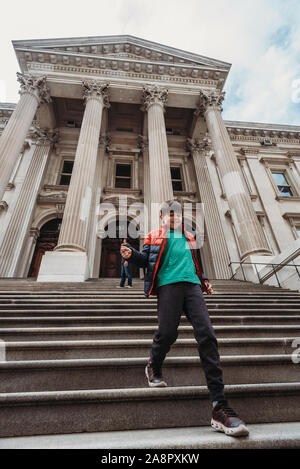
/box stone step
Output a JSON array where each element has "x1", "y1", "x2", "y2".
[
  {"x1": 3, "y1": 337, "x2": 295, "y2": 360},
  {"x1": 0, "y1": 309, "x2": 299, "y2": 320},
  {"x1": 0, "y1": 324, "x2": 299, "y2": 341},
  {"x1": 1, "y1": 308, "x2": 300, "y2": 319},
  {"x1": 0, "y1": 277, "x2": 293, "y2": 287},
  {"x1": 0, "y1": 382, "x2": 299, "y2": 438},
  {"x1": 1, "y1": 301, "x2": 300, "y2": 310},
  {"x1": 1, "y1": 294, "x2": 300, "y2": 301},
  {"x1": 0, "y1": 355, "x2": 297, "y2": 393},
  {"x1": 1, "y1": 421, "x2": 299, "y2": 449},
  {"x1": 0, "y1": 315, "x2": 299, "y2": 327}
]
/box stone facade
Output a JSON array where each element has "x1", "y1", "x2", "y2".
[{"x1": 0, "y1": 35, "x2": 300, "y2": 286}]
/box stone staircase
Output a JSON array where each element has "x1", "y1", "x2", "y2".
[{"x1": 0, "y1": 278, "x2": 300, "y2": 448}]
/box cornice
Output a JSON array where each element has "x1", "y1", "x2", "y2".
[
  {"x1": 26, "y1": 62, "x2": 221, "y2": 89},
  {"x1": 15, "y1": 49, "x2": 227, "y2": 89}
]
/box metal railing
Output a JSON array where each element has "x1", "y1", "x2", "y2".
[{"x1": 229, "y1": 261, "x2": 300, "y2": 288}]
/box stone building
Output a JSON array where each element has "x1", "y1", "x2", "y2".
[{"x1": 0, "y1": 35, "x2": 300, "y2": 288}]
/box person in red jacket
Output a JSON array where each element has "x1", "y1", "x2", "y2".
[{"x1": 121, "y1": 199, "x2": 249, "y2": 437}]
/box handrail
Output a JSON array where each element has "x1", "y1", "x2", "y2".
[{"x1": 229, "y1": 261, "x2": 300, "y2": 288}]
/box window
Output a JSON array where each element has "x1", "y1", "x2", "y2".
[
  {"x1": 166, "y1": 128, "x2": 181, "y2": 136},
  {"x1": 59, "y1": 160, "x2": 74, "y2": 186},
  {"x1": 271, "y1": 172, "x2": 293, "y2": 197},
  {"x1": 296, "y1": 227, "x2": 300, "y2": 238},
  {"x1": 170, "y1": 166, "x2": 183, "y2": 191},
  {"x1": 115, "y1": 163, "x2": 131, "y2": 188}
]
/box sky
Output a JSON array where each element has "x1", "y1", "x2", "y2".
[{"x1": 0, "y1": 0, "x2": 299, "y2": 126}]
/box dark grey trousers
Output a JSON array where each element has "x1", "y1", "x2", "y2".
[{"x1": 150, "y1": 281, "x2": 225, "y2": 402}]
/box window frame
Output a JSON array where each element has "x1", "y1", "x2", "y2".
[
  {"x1": 170, "y1": 164, "x2": 184, "y2": 192},
  {"x1": 114, "y1": 161, "x2": 132, "y2": 190},
  {"x1": 58, "y1": 159, "x2": 74, "y2": 186},
  {"x1": 271, "y1": 170, "x2": 294, "y2": 198}
]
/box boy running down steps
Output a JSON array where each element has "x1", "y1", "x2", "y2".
[{"x1": 120, "y1": 199, "x2": 249, "y2": 437}]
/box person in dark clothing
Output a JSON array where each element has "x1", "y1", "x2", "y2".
[
  {"x1": 120, "y1": 199, "x2": 249, "y2": 437},
  {"x1": 119, "y1": 238, "x2": 132, "y2": 288}
]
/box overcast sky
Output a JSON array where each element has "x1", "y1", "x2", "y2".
[{"x1": 0, "y1": 0, "x2": 299, "y2": 125}]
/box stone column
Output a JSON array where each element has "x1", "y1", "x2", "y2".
[
  {"x1": 138, "y1": 135, "x2": 151, "y2": 233},
  {"x1": 197, "y1": 90, "x2": 271, "y2": 259},
  {"x1": 187, "y1": 137, "x2": 231, "y2": 278},
  {"x1": 142, "y1": 85, "x2": 173, "y2": 229},
  {"x1": 0, "y1": 73, "x2": 50, "y2": 201},
  {"x1": 55, "y1": 81, "x2": 109, "y2": 252},
  {"x1": 37, "y1": 81, "x2": 109, "y2": 282},
  {"x1": 0, "y1": 127, "x2": 57, "y2": 277}
]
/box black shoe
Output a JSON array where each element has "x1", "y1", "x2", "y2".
[
  {"x1": 145, "y1": 359, "x2": 167, "y2": 388},
  {"x1": 211, "y1": 401, "x2": 249, "y2": 437}
]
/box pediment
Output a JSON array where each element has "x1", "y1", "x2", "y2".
[
  {"x1": 12, "y1": 35, "x2": 231, "y2": 90},
  {"x1": 13, "y1": 34, "x2": 231, "y2": 70}
]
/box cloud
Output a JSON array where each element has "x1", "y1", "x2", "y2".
[{"x1": 0, "y1": 0, "x2": 299, "y2": 125}]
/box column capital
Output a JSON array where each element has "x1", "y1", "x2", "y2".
[
  {"x1": 186, "y1": 137, "x2": 211, "y2": 153},
  {"x1": 29, "y1": 126, "x2": 59, "y2": 146},
  {"x1": 82, "y1": 81, "x2": 110, "y2": 107},
  {"x1": 16, "y1": 73, "x2": 51, "y2": 105},
  {"x1": 141, "y1": 85, "x2": 168, "y2": 111},
  {"x1": 195, "y1": 89, "x2": 225, "y2": 116}
]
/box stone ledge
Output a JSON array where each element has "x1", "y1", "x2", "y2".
[{"x1": 1, "y1": 421, "x2": 300, "y2": 449}]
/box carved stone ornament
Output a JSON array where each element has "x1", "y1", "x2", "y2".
[
  {"x1": 195, "y1": 89, "x2": 225, "y2": 116},
  {"x1": 29, "y1": 126, "x2": 59, "y2": 145},
  {"x1": 16, "y1": 73, "x2": 51, "y2": 104},
  {"x1": 186, "y1": 137, "x2": 210, "y2": 153},
  {"x1": 0, "y1": 201, "x2": 8, "y2": 212},
  {"x1": 141, "y1": 85, "x2": 168, "y2": 111},
  {"x1": 137, "y1": 135, "x2": 148, "y2": 152},
  {"x1": 82, "y1": 81, "x2": 110, "y2": 107},
  {"x1": 99, "y1": 134, "x2": 111, "y2": 152}
]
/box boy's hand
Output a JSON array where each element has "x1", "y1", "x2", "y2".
[
  {"x1": 121, "y1": 245, "x2": 132, "y2": 259},
  {"x1": 206, "y1": 282, "x2": 214, "y2": 295}
]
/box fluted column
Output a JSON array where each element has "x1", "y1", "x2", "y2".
[
  {"x1": 138, "y1": 135, "x2": 151, "y2": 232},
  {"x1": 54, "y1": 81, "x2": 109, "y2": 252},
  {"x1": 0, "y1": 127, "x2": 57, "y2": 277},
  {"x1": 0, "y1": 73, "x2": 50, "y2": 201},
  {"x1": 197, "y1": 90, "x2": 271, "y2": 259},
  {"x1": 187, "y1": 137, "x2": 231, "y2": 278},
  {"x1": 142, "y1": 86, "x2": 173, "y2": 229}
]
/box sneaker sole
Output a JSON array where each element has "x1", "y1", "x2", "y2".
[
  {"x1": 211, "y1": 418, "x2": 249, "y2": 437},
  {"x1": 145, "y1": 366, "x2": 168, "y2": 388}
]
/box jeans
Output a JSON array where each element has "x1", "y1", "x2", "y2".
[
  {"x1": 150, "y1": 281, "x2": 225, "y2": 402},
  {"x1": 120, "y1": 263, "x2": 132, "y2": 287}
]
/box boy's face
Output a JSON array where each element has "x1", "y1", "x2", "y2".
[{"x1": 160, "y1": 210, "x2": 182, "y2": 230}]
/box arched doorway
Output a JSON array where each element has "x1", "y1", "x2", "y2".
[
  {"x1": 27, "y1": 218, "x2": 62, "y2": 278},
  {"x1": 99, "y1": 220, "x2": 140, "y2": 278}
]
